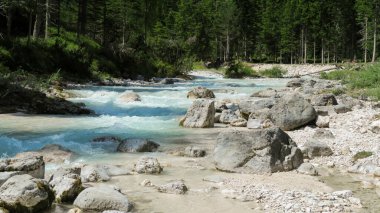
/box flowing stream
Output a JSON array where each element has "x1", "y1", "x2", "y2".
[{"x1": 0, "y1": 77, "x2": 288, "y2": 157}]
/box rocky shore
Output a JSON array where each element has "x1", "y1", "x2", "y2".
[{"x1": 1, "y1": 71, "x2": 380, "y2": 212}]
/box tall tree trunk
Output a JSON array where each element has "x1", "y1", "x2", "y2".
[
  {"x1": 33, "y1": 0, "x2": 42, "y2": 39},
  {"x1": 6, "y1": 8, "x2": 12, "y2": 37},
  {"x1": 45, "y1": 0, "x2": 50, "y2": 39},
  {"x1": 313, "y1": 41, "x2": 316, "y2": 64},
  {"x1": 372, "y1": 18, "x2": 377, "y2": 63},
  {"x1": 27, "y1": 11, "x2": 33, "y2": 44},
  {"x1": 304, "y1": 30, "x2": 307, "y2": 64},
  {"x1": 321, "y1": 39, "x2": 324, "y2": 64},
  {"x1": 226, "y1": 29, "x2": 230, "y2": 61},
  {"x1": 57, "y1": 0, "x2": 61, "y2": 35},
  {"x1": 301, "y1": 28, "x2": 304, "y2": 64},
  {"x1": 364, "y1": 17, "x2": 368, "y2": 63}
]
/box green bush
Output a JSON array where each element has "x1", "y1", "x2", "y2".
[
  {"x1": 225, "y1": 61, "x2": 258, "y2": 78},
  {"x1": 260, "y1": 66, "x2": 287, "y2": 78},
  {"x1": 353, "y1": 151, "x2": 373, "y2": 162}
]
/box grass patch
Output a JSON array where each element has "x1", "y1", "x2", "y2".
[
  {"x1": 353, "y1": 151, "x2": 373, "y2": 162},
  {"x1": 192, "y1": 61, "x2": 207, "y2": 70},
  {"x1": 260, "y1": 66, "x2": 287, "y2": 78},
  {"x1": 321, "y1": 63, "x2": 380, "y2": 100}
]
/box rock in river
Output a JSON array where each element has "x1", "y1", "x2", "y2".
[
  {"x1": 270, "y1": 93, "x2": 317, "y2": 131},
  {"x1": 15, "y1": 144, "x2": 75, "y2": 164},
  {"x1": 117, "y1": 139, "x2": 160, "y2": 152},
  {"x1": 73, "y1": 186, "x2": 131, "y2": 212},
  {"x1": 180, "y1": 99, "x2": 215, "y2": 128},
  {"x1": 117, "y1": 92, "x2": 141, "y2": 103},
  {"x1": 0, "y1": 174, "x2": 54, "y2": 213},
  {"x1": 49, "y1": 167, "x2": 83, "y2": 203},
  {"x1": 213, "y1": 127, "x2": 303, "y2": 174},
  {"x1": 187, "y1": 87, "x2": 215, "y2": 99}
]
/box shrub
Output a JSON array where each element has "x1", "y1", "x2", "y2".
[
  {"x1": 353, "y1": 151, "x2": 373, "y2": 162},
  {"x1": 260, "y1": 66, "x2": 287, "y2": 78},
  {"x1": 225, "y1": 61, "x2": 258, "y2": 78}
]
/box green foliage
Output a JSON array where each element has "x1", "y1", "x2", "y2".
[
  {"x1": 193, "y1": 61, "x2": 207, "y2": 70},
  {"x1": 353, "y1": 151, "x2": 373, "y2": 162},
  {"x1": 225, "y1": 61, "x2": 258, "y2": 78},
  {"x1": 260, "y1": 66, "x2": 287, "y2": 78}
]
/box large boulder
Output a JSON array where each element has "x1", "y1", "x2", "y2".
[
  {"x1": 187, "y1": 87, "x2": 215, "y2": 99},
  {"x1": 270, "y1": 93, "x2": 317, "y2": 131},
  {"x1": 180, "y1": 99, "x2": 215, "y2": 128},
  {"x1": 117, "y1": 92, "x2": 141, "y2": 103},
  {"x1": 73, "y1": 186, "x2": 131, "y2": 212},
  {"x1": 134, "y1": 156, "x2": 163, "y2": 174},
  {"x1": 49, "y1": 168, "x2": 83, "y2": 203},
  {"x1": 213, "y1": 128, "x2": 303, "y2": 174},
  {"x1": 0, "y1": 174, "x2": 54, "y2": 213},
  {"x1": 117, "y1": 139, "x2": 160, "y2": 153},
  {"x1": 0, "y1": 156, "x2": 44, "y2": 179},
  {"x1": 15, "y1": 144, "x2": 75, "y2": 164},
  {"x1": 0, "y1": 171, "x2": 22, "y2": 186},
  {"x1": 286, "y1": 79, "x2": 305, "y2": 88}
]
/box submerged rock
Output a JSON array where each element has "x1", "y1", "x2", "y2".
[
  {"x1": 180, "y1": 99, "x2": 215, "y2": 128},
  {"x1": 15, "y1": 144, "x2": 75, "y2": 163},
  {"x1": 73, "y1": 186, "x2": 131, "y2": 212},
  {"x1": 213, "y1": 127, "x2": 303, "y2": 174},
  {"x1": 0, "y1": 174, "x2": 54, "y2": 213},
  {"x1": 117, "y1": 139, "x2": 160, "y2": 153},
  {"x1": 270, "y1": 93, "x2": 317, "y2": 131},
  {"x1": 0, "y1": 156, "x2": 45, "y2": 179},
  {"x1": 157, "y1": 180, "x2": 188, "y2": 194},
  {"x1": 117, "y1": 92, "x2": 141, "y2": 103},
  {"x1": 187, "y1": 87, "x2": 215, "y2": 99},
  {"x1": 134, "y1": 156, "x2": 163, "y2": 174},
  {"x1": 185, "y1": 146, "x2": 206, "y2": 157}
]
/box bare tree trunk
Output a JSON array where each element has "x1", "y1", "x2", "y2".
[
  {"x1": 33, "y1": 0, "x2": 42, "y2": 40},
  {"x1": 313, "y1": 41, "x2": 316, "y2": 64},
  {"x1": 304, "y1": 31, "x2": 307, "y2": 64},
  {"x1": 372, "y1": 17, "x2": 377, "y2": 63},
  {"x1": 321, "y1": 39, "x2": 324, "y2": 64},
  {"x1": 327, "y1": 48, "x2": 330, "y2": 64},
  {"x1": 27, "y1": 11, "x2": 33, "y2": 44},
  {"x1": 301, "y1": 28, "x2": 304, "y2": 64},
  {"x1": 291, "y1": 51, "x2": 293, "y2": 64},
  {"x1": 6, "y1": 8, "x2": 12, "y2": 37},
  {"x1": 364, "y1": 17, "x2": 368, "y2": 63},
  {"x1": 226, "y1": 29, "x2": 230, "y2": 61},
  {"x1": 57, "y1": 0, "x2": 61, "y2": 35},
  {"x1": 45, "y1": 0, "x2": 50, "y2": 39}
]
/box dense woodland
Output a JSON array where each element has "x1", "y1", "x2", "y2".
[{"x1": 0, "y1": 0, "x2": 379, "y2": 79}]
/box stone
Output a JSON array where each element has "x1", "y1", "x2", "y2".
[
  {"x1": 213, "y1": 128, "x2": 303, "y2": 174},
  {"x1": 370, "y1": 120, "x2": 380, "y2": 134},
  {"x1": 214, "y1": 113, "x2": 221, "y2": 123},
  {"x1": 140, "y1": 179, "x2": 154, "y2": 187},
  {"x1": 134, "y1": 156, "x2": 163, "y2": 174},
  {"x1": 16, "y1": 144, "x2": 75, "y2": 164},
  {"x1": 219, "y1": 109, "x2": 239, "y2": 124},
  {"x1": 312, "y1": 129, "x2": 335, "y2": 139},
  {"x1": 181, "y1": 99, "x2": 215, "y2": 128},
  {"x1": 247, "y1": 118, "x2": 262, "y2": 129},
  {"x1": 159, "y1": 78, "x2": 175, "y2": 85},
  {"x1": 185, "y1": 146, "x2": 206, "y2": 157},
  {"x1": 303, "y1": 139, "x2": 333, "y2": 158},
  {"x1": 67, "y1": 208, "x2": 82, "y2": 213},
  {"x1": 187, "y1": 87, "x2": 215, "y2": 99},
  {"x1": 49, "y1": 167, "x2": 83, "y2": 203},
  {"x1": 92, "y1": 136, "x2": 123, "y2": 143},
  {"x1": 0, "y1": 171, "x2": 22, "y2": 186},
  {"x1": 230, "y1": 118, "x2": 247, "y2": 127},
  {"x1": 316, "y1": 116, "x2": 330, "y2": 128},
  {"x1": 297, "y1": 163, "x2": 318, "y2": 176},
  {"x1": 286, "y1": 79, "x2": 305, "y2": 88},
  {"x1": 270, "y1": 93, "x2": 317, "y2": 131},
  {"x1": 251, "y1": 88, "x2": 290, "y2": 98},
  {"x1": 311, "y1": 94, "x2": 338, "y2": 106},
  {"x1": 238, "y1": 98, "x2": 276, "y2": 117},
  {"x1": 0, "y1": 174, "x2": 54, "y2": 213},
  {"x1": 118, "y1": 92, "x2": 141, "y2": 103},
  {"x1": 73, "y1": 186, "x2": 131, "y2": 212},
  {"x1": 117, "y1": 139, "x2": 160, "y2": 152},
  {"x1": 157, "y1": 180, "x2": 188, "y2": 194},
  {"x1": 81, "y1": 165, "x2": 110, "y2": 183},
  {"x1": 0, "y1": 156, "x2": 44, "y2": 179},
  {"x1": 334, "y1": 104, "x2": 352, "y2": 114}
]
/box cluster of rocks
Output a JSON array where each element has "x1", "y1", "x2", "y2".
[
  {"x1": 91, "y1": 136, "x2": 160, "y2": 153},
  {"x1": 0, "y1": 154, "x2": 175, "y2": 213},
  {"x1": 221, "y1": 178, "x2": 361, "y2": 212}
]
